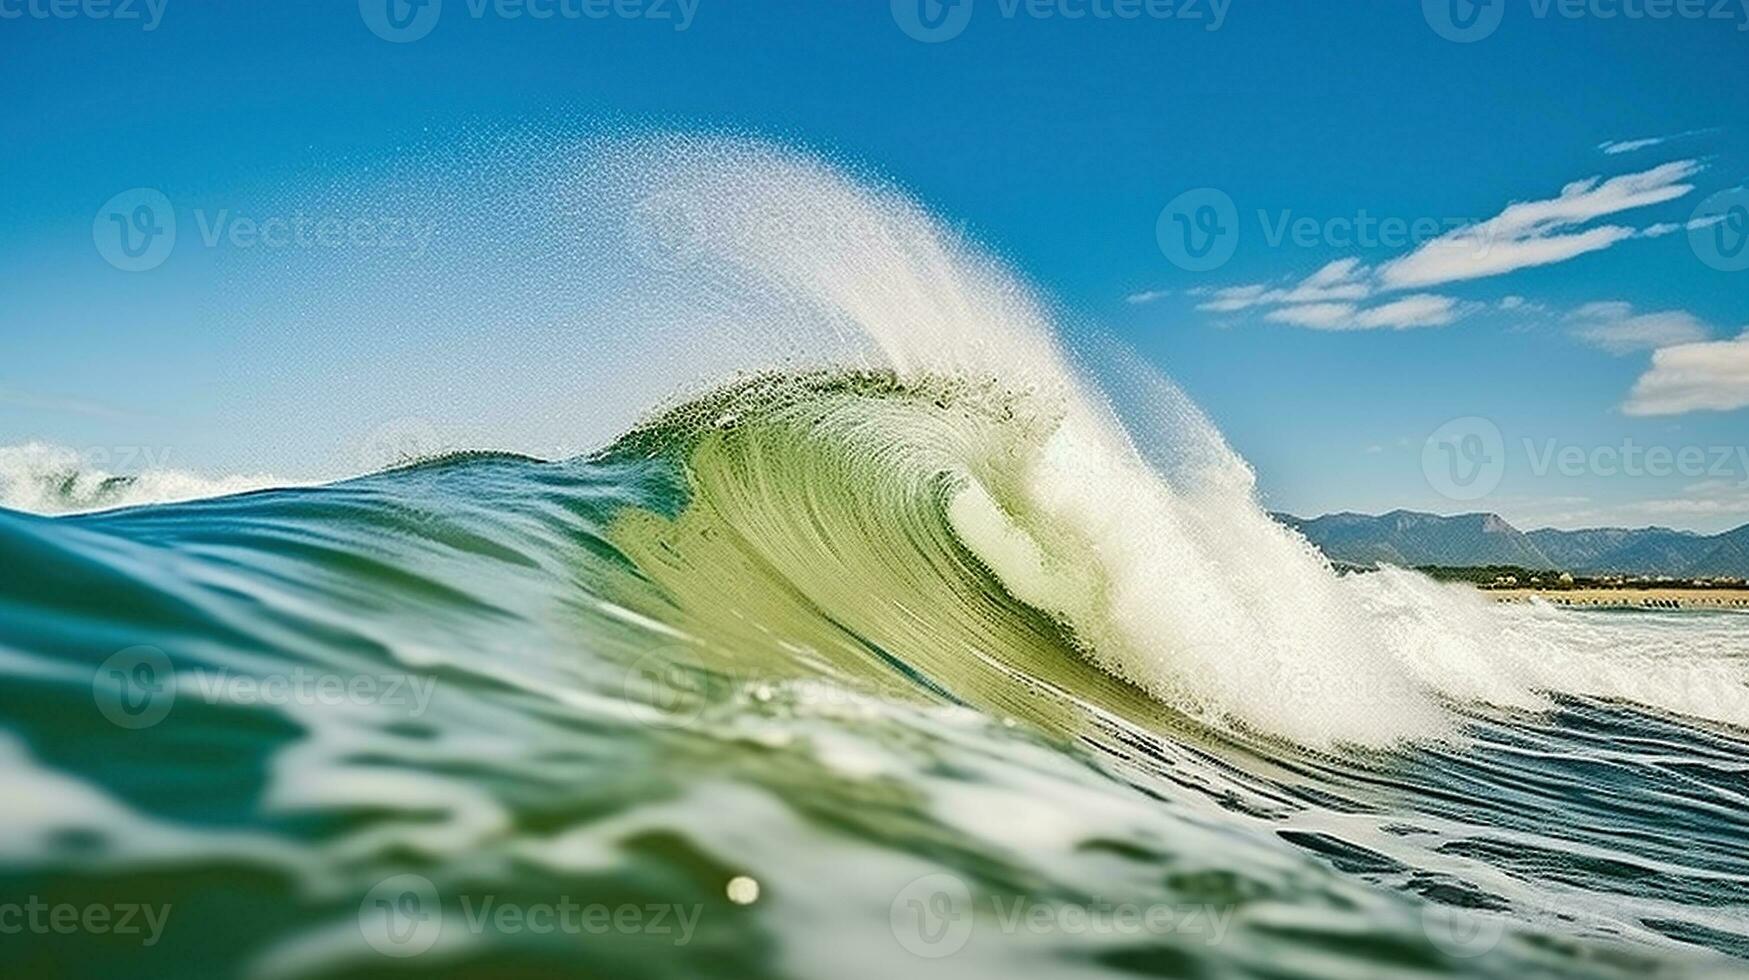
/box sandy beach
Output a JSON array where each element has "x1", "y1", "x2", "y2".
[{"x1": 1484, "y1": 587, "x2": 1749, "y2": 611}]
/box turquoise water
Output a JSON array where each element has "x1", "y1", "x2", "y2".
[
  {"x1": 2, "y1": 373, "x2": 1747, "y2": 979},
  {"x1": 5, "y1": 135, "x2": 1748, "y2": 979}
]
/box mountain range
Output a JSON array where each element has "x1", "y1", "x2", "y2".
[{"x1": 1275, "y1": 510, "x2": 1749, "y2": 579}]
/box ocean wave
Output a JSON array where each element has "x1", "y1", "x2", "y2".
[{"x1": 4, "y1": 133, "x2": 1747, "y2": 977}]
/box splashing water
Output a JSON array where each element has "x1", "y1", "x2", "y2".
[{"x1": 2, "y1": 132, "x2": 1747, "y2": 979}]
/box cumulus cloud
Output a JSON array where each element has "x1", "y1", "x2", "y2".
[
  {"x1": 1569, "y1": 302, "x2": 1712, "y2": 355},
  {"x1": 1125, "y1": 289, "x2": 1171, "y2": 304},
  {"x1": 1623, "y1": 331, "x2": 1749, "y2": 416}
]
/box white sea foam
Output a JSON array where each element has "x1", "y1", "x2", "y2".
[
  {"x1": 0, "y1": 442, "x2": 283, "y2": 515},
  {"x1": 14, "y1": 134, "x2": 1743, "y2": 747},
  {"x1": 597, "y1": 135, "x2": 1749, "y2": 747}
]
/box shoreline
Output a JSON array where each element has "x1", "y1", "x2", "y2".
[{"x1": 1480, "y1": 586, "x2": 1749, "y2": 611}]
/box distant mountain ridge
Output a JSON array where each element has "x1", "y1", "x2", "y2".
[{"x1": 1275, "y1": 510, "x2": 1749, "y2": 578}]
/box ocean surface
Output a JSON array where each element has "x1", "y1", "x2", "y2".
[{"x1": 3, "y1": 136, "x2": 1747, "y2": 979}]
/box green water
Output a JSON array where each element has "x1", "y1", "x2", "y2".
[{"x1": 2, "y1": 374, "x2": 1746, "y2": 979}]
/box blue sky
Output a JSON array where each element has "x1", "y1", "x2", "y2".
[{"x1": 3, "y1": 1, "x2": 1748, "y2": 530}]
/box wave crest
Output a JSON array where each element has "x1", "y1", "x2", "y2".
[{"x1": 0, "y1": 443, "x2": 283, "y2": 515}]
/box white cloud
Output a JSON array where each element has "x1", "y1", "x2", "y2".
[
  {"x1": 1376, "y1": 160, "x2": 1703, "y2": 290},
  {"x1": 1258, "y1": 293, "x2": 1463, "y2": 331},
  {"x1": 1600, "y1": 137, "x2": 1667, "y2": 155},
  {"x1": 1597, "y1": 128, "x2": 1716, "y2": 156},
  {"x1": 1569, "y1": 302, "x2": 1712, "y2": 355},
  {"x1": 1125, "y1": 289, "x2": 1171, "y2": 305},
  {"x1": 1195, "y1": 283, "x2": 1274, "y2": 312},
  {"x1": 1195, "y1": 160, "x2": 1704, "y2": 333},
  {"x1": 1354, "y1": 294, "x2": 1464, "y2": 329},
  {"x1": 1264, "y1": 302, "x2": 1358, "y2": 329},
  {"x1": 1518, "y1": 481, "x2": 1749, "y2": 533},
  {"x1": 1200, "y1": 259, "x2": 1462, "y2": 331},
  {"x1": 1194, "y1": 259, "x2": 1373, "y2": 313},
  {"x1": 1623, "y1": 331, "x2": 1749, "y2": 416}
]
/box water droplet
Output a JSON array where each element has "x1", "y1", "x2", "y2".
[{"x1": 726, "y1": 875, "x2": 760, "y2": 905}]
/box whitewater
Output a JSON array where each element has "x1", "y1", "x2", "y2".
[{"x1": 2, "y1": 133, "x2": 1746, "y2": 979}]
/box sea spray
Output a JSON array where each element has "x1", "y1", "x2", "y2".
[{"x1": 2, "y1": 132, "x2": 1747, "y2": 977}]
